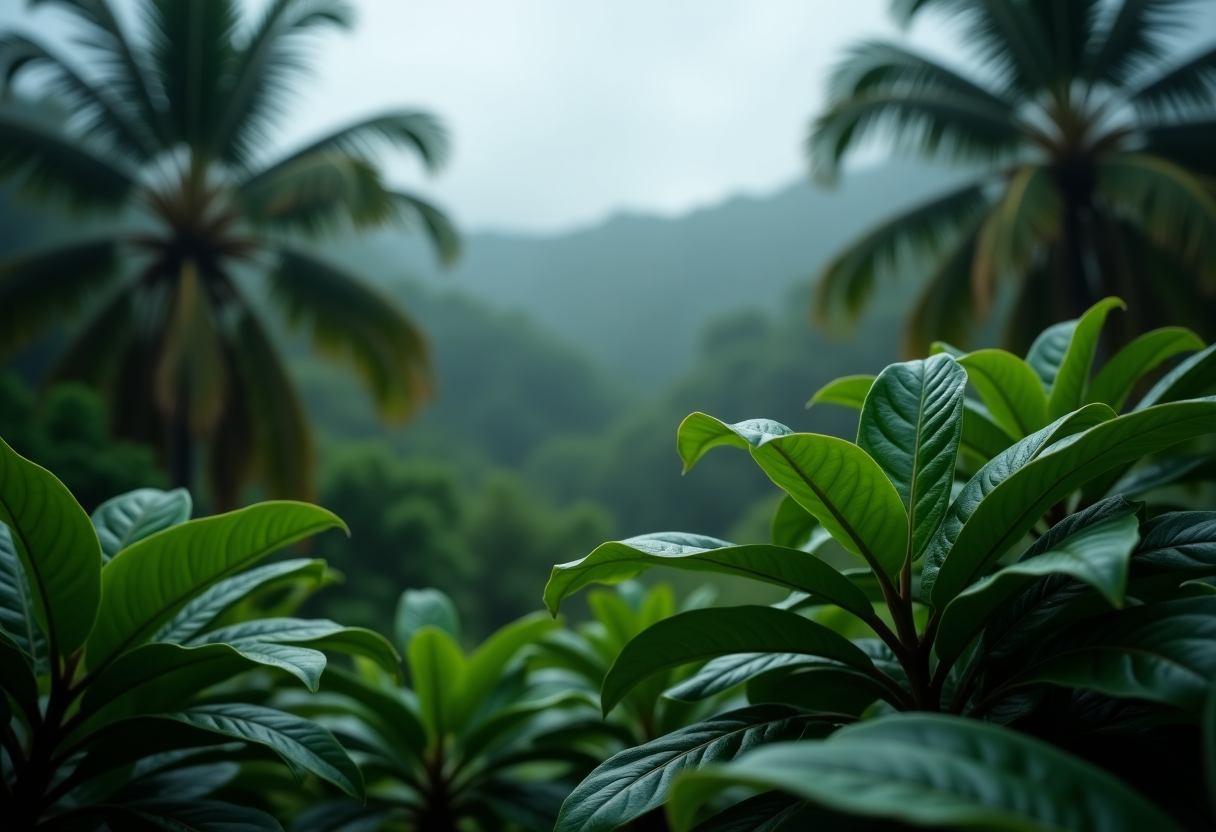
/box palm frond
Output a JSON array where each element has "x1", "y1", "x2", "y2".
[
  {"x1": 808, "y1": 93, "x2": 1021, "y2": 183},
  {"x1": 239, "y1": 151, "x2": 396, "y2": 236},
  {"x1": 1100, "y1": 152, "x2": 1216, "y2": 288},
  {"x1": 972, "y1": 163, "x2": 1060, "y2": 313},
  {"x1": 827, "y1": 40, "x2": 1011, "y2": 107},
  {"x1": 1141, "y1": 119, "x2": 1216, "y2": 178},
  {"x1": 1129, "y1": 44, "x2": 1216, "y2": 119},
  {"x1": 0, "y1": 111, "x2": 136, "y2": 209},
  {"x1": 0, "y1": 33, "x2": 154, "y2": 160},
  {"x1": 268, "y1": 248, "x2": 432, "y2": 421},
  {"x1": 0, "y1": 238, "x2": 121, "y2": 356},
  {"x1": 49, "y1": 280, "x2": 137, "y2": 389},
  {"x1": 154, "y1": 260, "x2": 229, "y2": 435},
  {"x1": 814, "y1": 180, "x2": 991, "y2": 324},
  {"x1": 212, "y1": 0, "x2": 354, "y2": 168},
  {"x1": 904, "y1": 218, "x2": 983, "y2": 356},
  {"x1": 393, "y1": 190, "x2": 462, "y2": 266},
  {"x1": 1110, "y1": 216, "x2": 1216, "y2": 341},
  {"x1": 1084, "y1": 0, "x2": 1196, "y2": 86}
]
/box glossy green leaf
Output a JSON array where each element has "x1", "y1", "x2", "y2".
[
  {"x1": 1107, "y1": 453, "x2": 1216, "y2": 498},
  {"x1": 545, "y1": 533, "x2": 874, "y2": 620},
  {"x1": 806, "y1": 375, "x2": 874, "y2": 409},
  {"x1": 98, "y1": 799, "x2": 281, "y2": 831},
  {"x1": 857, "y1": 354, "x2": 966, "y2": 561},
  {"x1": 0, "y1": 435, "x2": 101, "y2": 656},
  {"x1": 87, "y1": 501, "x2": 346, "y2": 667},
  {"x1": 408, "y1": 625, "x2": 466, "y2": 738},
  {"x1": 668, "y1": 714, "x2": 1182, "y2": 832},
  {"x1": 0, "y1": 521, "x2": 48, "y2": 672},
  {"x1": 960, "y1": 399, "x2": 1016, "y2": 461},
  {"x1": 1010, "y1": 596, "x2": 1216, "y2": 712},
  {"x1": 1025, "y1": 319, "x2": 1076, "y2": 390},
  {"x1": 1137, "y1": 343, "x2": 1216, "y2": 410},
  {"x1": 677, "y1": 413, "x2": 795, "y2": 473},
  {"x1": 1047, "y1": 297, "x2": 1125, "y2": 420},
  {"x1": 664, "y1": 653, "x2": 834, "y2": 702},
  {"x1": 1132, "y1": 511, "x2": 1216, "y2": 577},
  {"x1": 555, "y1": 705, "x2": 819, "y2": 832},
  {"x1": 156, "y1": 703, "x2": 363, "y2": 798},
  {"x1": 957, "y1": 349, "x2": 1047, "y2": 438},
  {"x1": 1087, "y1": 327, "x2": 1206, "y2": 411},
  {"x1": 319, "y1": 665, "x2": 427, "y2": 756},
  {"x1": 921, "y1": 403, "x2": 1116, "y2": 604},
  {"x1": 930, "y1": 398, "x2": 1216, "y2": 605},
  {"x1": 457, "y1": 612, "x2": 556, "y2": 725},
  {"x1": 936, "y1": 513, "x2": 1140, "y2": 665},
  {"x1": 395, "y1": 587, "x2": 461, "y2": 650},
  {"x1": 190, "y1": 617, "x2": 400, "y2": 678},
  {"x1": 153, "y1": 559, "x2": 328, "y2": 644},
  {"x1": 600, "y1": 606, "x2": 878, "y2": 715},
  {"x1": 770, "y1": 494, "x2": 819, "y2": 549},
  {"x1": 91, "y1": 488, "x2": 192, "y2": 562},
  {"x1": 747, "y1": 665, "x2": 890, "y2": 716}
]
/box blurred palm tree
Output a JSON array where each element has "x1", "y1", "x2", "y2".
[
  {"x1": 0, "y1": 0, "x2": 459, "y2": 507},
  {"x1": 810, "y1": 0, "x2": 1216, "y2": 354}
]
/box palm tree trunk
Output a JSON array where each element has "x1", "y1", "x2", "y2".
[
  {"x1": 1055, "y1": 157, "x2": 1096, "y2": 319},
  {"x1": 170, "y1": 403, "x2": 193, "y2": 493}
]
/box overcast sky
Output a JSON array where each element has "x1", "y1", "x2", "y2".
[{"x1": 1, "y1": 1, "x2": 1211, "y2": 235}]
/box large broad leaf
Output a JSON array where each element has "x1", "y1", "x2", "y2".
[
  {"x1": 600, "y1": 606, "x2": 882, "y2": 715},
  {"x1": 676, "y1": 414, "x2": 795, "y2": 473},
  {"x1": 1137, "y1": 343, "x2": 1216, "y2": 410},
  {"x1": 554, "y1": 705, "x2": 820, "y2": 832},
  {"x1": 457, "y1": 613, "x2": 556, "y2": 716},
  {"x1": 545, "y1": 533, "x2": 874, "y2": 620},
  {"x1": 395, "y1": 587, "x2": 461, "y2": 650},
  {"x1": 1006, "y1": 596, "x2": 1216, "y2": 713},
  {"x1": 664, "y1": 653, "x2": 835, "y2": 702},
  {"x1": 857, "y1": 355, "x2": 966, "y2": 563},
  {"x1": 920, "y1": 404, "x2": 1116, "y2": 604},
  {"x1": 1025, "y1": 320, "x2": 1076, "y2": 390},
  {"x1": 153, "y1": 559, "x2": 328, "y2": 644},
  {"x1": 408, "y1": 625, "x2": 466, "y2": 739},
  {"x1": 668, "y1": 714, "x2": 1183, "y2": 832},
  {"x1": 770, "y1": 495, "x2": 819, "y2": 549},
  {"x1": 957, "y1": 350, "x2": 1048, "y2": 439},
  {"x1": 935, "y1": 512, "x2": 1140, "y2": 665},
  {"x1": 0, "y1": 521, "x2": 48, "y2": 672},
  {"x1": 806, "y1": 375, "x2": 875, "y2": 409},
  {"x1": 91, "y1": 488, "x2": 192, "y2": 561},
  {"x1": 319, "y1": 665, "x2": 427, "y2": 756},
  {"x1": 1132, "y1": 511, "x2": 1216, "y2": 577},
  {"x1": 1047, "y1": 297, "x2": 1125, "y2": 420},
  {"x1": 87, "y1": 502, "x2": 346, "y2": 667},
  {"x1": 189, "y1": 617, "x2": 400, "y2": 678},
  {"x1": 155, "y1": 703, "x2": 363, "y2": 798},
  {"x1": 961, "y1": 399, "x2": 1016, "y2": 461},
  {"x1": 0, "y1": 436, "x2": 101, "y2": 656},
  {"x1": 97, "y1": 799, "x2": 281, "y2": 832},
  {"x1": 1087, "y1": 327, "x2": 1206, "y2": 411}
]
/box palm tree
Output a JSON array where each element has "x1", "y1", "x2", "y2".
[
  {"x1": 810, "y1": 0, "x2": 1216, "y2": 354},
  {"x1": 0, "y1": 0, "x2": 459, "y2": 507}
]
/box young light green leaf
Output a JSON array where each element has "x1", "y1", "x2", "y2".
[
  {"x1": 457, "y1": 612, "x2": 556, "y2": 725},
  {"x1": 0, "y1": 521, "x2": 48, "y2": 672},
  {"x1": 770, "y1": 494, "x2": 819, "y2": 549},
  {"x1": 1048, "y1": 297, "x2": 1125, "y2": 419},
  {"x1": 0, "y1": 435, "x2": 101, "y2": 656},
  {"x1": 668, "y1": 714, "x2": 1183, "y2": 832},
  {"x1": 554, "y1": 705, "x2": 819, "y2": 832},
  {"x1": 87, "y1": 501, "x2": 346, "y2": 668},
  {"x1": 155, "y1": 703, "x2": 363, "y2": 798},
  {"x1": 189, "y1": 617, "x2": 400, "y2": 679},
  {"x1": 857, "y1": 354, "x2": 966, "y2": 561},
  {"x1": 960, "y1": 399, "x2": 1016, "y2": 461},
  {"x1": 544, "y1": 533, "x2": 874, "y2": 620},
  {"x1": 935, "y1": 513, "x2": 1140, "y2": 665},
  {"x1": 600, "y1": 606, "x2": 879, "y2": 715},
  {"x1": 806, "y1": 375, "x2": 874, "y2": 409},
  {"x1": 1137, "y1": 343, "x2": 1216, "y2": 410},
  {"x1": 408, "y1": 625, "x2": 466, "y2": 739},
  {"x1": 395, "y1": 587, "x2": 461, "y2": 650},
  {"x1": 91, "y1": 488, "x2": 192, "y2": 561},
  {"x1": 1025, "y1": 320, "x2": 1076, "y2": 389},
  {"x1": 928, "y1": 398, "x2": 1216, "y2": 606},
  {"x1": 957, "y1": 349, "x2": 1048, "y2": 438},
  {"x1": 1087, "y1": 327, "x2": 1206, "y2": 411},
  {"x1": 676, "y1": 414, "x2": 795, "y2": 473}
]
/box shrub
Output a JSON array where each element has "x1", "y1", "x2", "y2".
[{"x1": 545, "y1": 299, "x2": 1216, "y2": 831}]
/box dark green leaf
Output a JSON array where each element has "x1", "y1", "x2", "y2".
[
  {"x1": 960, "y1": 399, "x2": 1016, "y2": 461},
  {"x1": 190, "y1": 617, "x2": 399, "y2": 678},
  {"x1": 957, "y1": 349, "x2": 1047, "y2": 438},
  {"x1": 1132, "y1": 511, "x2": 1216, "y2": 577},
  {"x1": 395, "y1": 587, "x2": 460, "y2": 651},
  {"x1": 747, "y1": 665, "x2": 890, "y2": 716},
  {"x1": 1106, "y1": 453, "x2": 1216, "y2": 498},
  {"x1": 0, "y1": 628, "x2": 37, "y2": 722},
  {"x1": 0, "y1": 520, "x2": 48, "y2": 672},
  {"x1": 1047, "y1": 298, "x2": 1126, "y2": 420},
  {"x1": 689, "y1": 792, "x2": 806, "y2": 832},
  {"x1": 91, "y1": 488, "x2": 192, "y2": 561},
  {"x1": 664, "y1": 653, "x2": 834, "y2": 702},
  {"x1": 770, "y1": 495, "x2": 819, "y2": 549},
  {"x1": 806, "y1": 375, "x2": 874, "y2": 409},
  {"x1": 98, "y1": 798, "x2": 282, "y2": 831},
  {"x1": 1137, "y1": 343, "x2": 1216, "y2": 410},
  {"x1": 318, "y1": 665, "x2": 427, "y2": 756},
  {"x1": 1087, "y1": 327, "x2": 1206, "y2": 411},
  {"x1": 408, "y1": 625, "x2": 465, "y2": 738}
]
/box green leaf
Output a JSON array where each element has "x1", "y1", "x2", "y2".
[
  {"x1": 664, "y1": 653, "x2": 836, "y2": 702},
  {"x1": 929, "y1": 398, "x2": 1216, "y2": 606},
  {"x1": 960, "y1": 399, "x2": 1016, "y2": 461},
  {"x1": 1132, "y1": 511, "x2": 1216, "y2": 577},
  {"x1": 676, "y1": 413, "x2": 794, "y2": 474},
  {"x1": 689, "y1": 792, "x2": 806, "y2": 832},
  {"x1": 1024, "y1": 320, "x2": 1075, "y2": 390},
  {"x1": 857, "y1": 354, "x2": 966, "y2": 561},
  {"x1": 98, "y1": 799, "x2": 282, "y2": 831},
  {"x1": 554, "y1": 705, "x2": 819, "y2": 832},
  {"x1": 921, "y1": 403, "x2": 1117, "y2": 604},
  {"x1": 957, "y1": 349, "x2": 1047, "y2": 438},
  {"x1": 770, "y1": 495, "x2": 819, "y2": 549},
  {"x1": 1108, "y1": 453, "x2": 1216, "y2": 499},
  {"x1": 0, "y1": 521, "x2": 48, "y2": 672},
  {"x1": 87, "y1": 501, "x2": 346, "y2": 667},
  {"x1": 600, "y1": 606, "x2": 879, "y2": 715},
  {"x1": 1087, "y1": 327, "x2": 1206, "y2": 411},
  {"x1": 408, "y1": 625, "x2": 465, "y2": 739},
  {"x1": 189, "y1": 618, "x2": 400, "y2": 679},
  {"x1": 156, "y1": 703, "x2": 363, "y2": 798},
  {"x1": 668, "y1": 714, "x2": 1183, "y2": 832},
  {"x1": 456, "y1": 612, "x2": 556, "y2": 725},
  {"x1": 153, "y1": 559, "x2": 327, "y2": 644},
  {"x1": 1047, "y1": 297, "x2": 1126, "y2": 420},
  {"x1": 747, "y1": 665, "x2": 890, "y2": 716},
  {"x1": 806, "y1": 375, "x2": 874, "y2": 409},
  {"x1": 319, "y1": 665, "x2": 427, "y2": 756},
  {"x1": 1009, "y1": 596, "x2": 1216, "y2": 713},
  {"x1": 0, "y1": 628, "x2": 37, "y2": 723},
  {"x1": 935, "y1": 513, "x2": 1140, "y2": 665},
  {"x1": 91, "y1": 488, "x2": 192, "y2": 561},
  {"x1": 0, "y1": 434, "x2": 101, "y2": 656},
  {"x1": 545, "y1": 533, "x2": 875, "y2": 620},
  {"x1": 1137, "y1": 343, "x2": 1216, "y2": 410},
  {"x1": 395, "y1": 587, "x2": 461, "y2": 650}
]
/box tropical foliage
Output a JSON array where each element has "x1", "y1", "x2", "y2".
[
  {"x1": 0, "y1": 0, "x2": 459, "y2": 506},
  {"x1": 811, "y1": 0, "x2": 1216, "y2": 353},
  {"x1": 545, "y1": 299, "x2": 1216, "y2": 830},
  {"x1": 0, "y1": 438, "x2": 398, "y2": 828}
]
